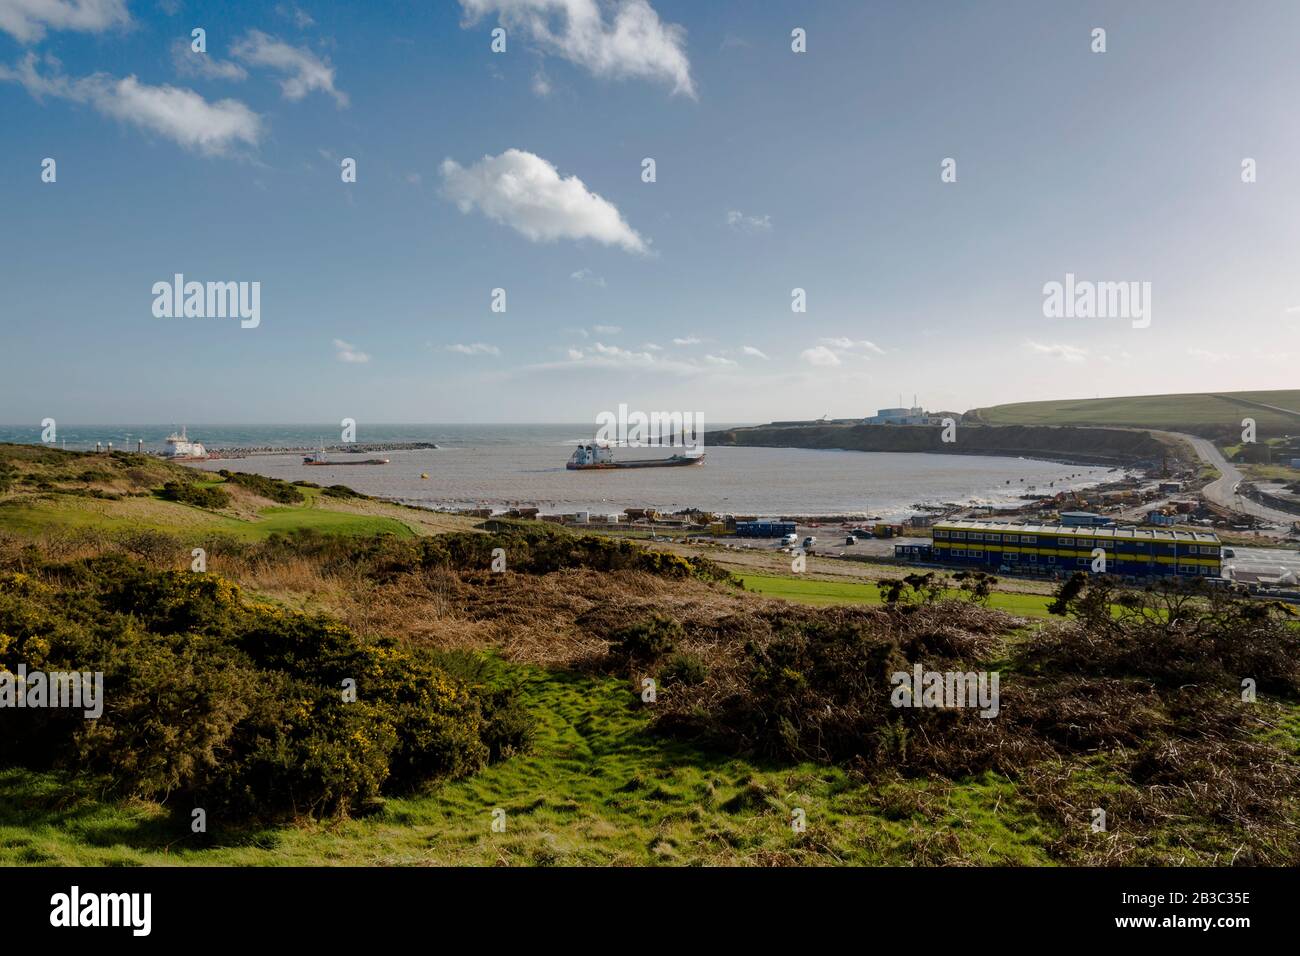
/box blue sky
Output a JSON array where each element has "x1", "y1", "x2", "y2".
[{"x1": 1, "y1": 0, "x2": 1297, "y2": 424}]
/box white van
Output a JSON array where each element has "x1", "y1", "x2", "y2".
[{"x1": 780, "y1": 533, "x2": 799, "y2": 547}]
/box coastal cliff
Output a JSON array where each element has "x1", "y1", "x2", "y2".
[{"x1": 708, "y1": 422, "x2": 1184, "y2": 466}]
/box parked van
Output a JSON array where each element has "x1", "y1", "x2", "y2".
[{"x1": 780, "y1": 533, "x2": 799, "y2": 546}]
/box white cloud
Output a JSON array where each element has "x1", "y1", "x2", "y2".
[
  {"x1": 570, "y1": 267, "x2": 606, "y2": 286},
  {"x1": 817, "y1": 337, "x2": 883, "y2": 355},
  {"x1": 531, "y1": 68, "x2": 552, "y2": 97},
  {"x1": 726, "y1": 209, "x2": 772, "y2": 233},
  {"x1": 0, "y1": 0, "x2": 128, "y2": 43},
  {"x1": 446, "y1": 342, "x2": 501, "y2": 356},
  {"x1": 672, "y1": 336, "x2": 700, "y2": 346},
  {"x1": 1187, "y1": 347, "x2": 1233, "y2": 363},
  {"x1": 441, "y1": 148, "x2": 648, "y2": 253},
  {"x1": 741, "y1": 345, "x2": 769, "y2": 359},
  {"x1": 0, "y1": 53, "x2": 262, "y2": 155},
  {"x1": 231, "y1": 30, "x2": 348, "y2": 107},
  {"x1": 704, "y1": 354, "x2": 736, "y2": 367},
  {"x1": 1024, "y1": 341, "x2": 1088, "y2": 363},
  {"x1": 459, "y1": 0, "x2": 694, "y2": 97},
  {"x1": 276, "y1": 2, "x2": 315, "y2": 28},
  {"x1": 334, "y1": 339, "x2": 371, "y2": 363},
  {"x1": 591, "y1": 324, "x2": 620, "y2": 334},
  {"x1": 642, "y1": 342, "x2": 662, "y2": 351},
  {"x1": 170, "y1": 38, "x2": 249, "y2": 82},
  {"x1": 801, "y1": 345, "x2": 841, "y2": 367},
  {"x1": 530, "y1": 340, "x2": 705, "y2": 375}
]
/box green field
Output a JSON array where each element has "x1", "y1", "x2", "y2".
[
  {"x1": 0, "y1": 664, "x2": 1053, "y2": 866},
  {"x1": 740, "y1": 573, "x2": 1057, "y2": 617},
  {"x1": 967, "y1": 389, "x2": 1300, "y2": 434}
]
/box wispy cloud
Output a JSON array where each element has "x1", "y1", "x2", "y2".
[
  {"x1": 170, "y1": 38, "x2": 249, "y2": 82},
  {"x1": 531, "y1": 67, "x2": 552, "y2": 97},
  {"x1": 0, "y1": 0, "x2": 129, "y2": 43},
  {"x1": 441, "y1": 148, "x2": 648, "y2": 253},
  {"x1": 275, "y1": 2, "x2": 315, "y2": 28},
  {"x1": 458, "y1": 0, "x2": 695, "y2": 98},
  {"x1": 570, "y1": 267, "x2": 606, "y2": 287},
  {"x1": 231, "y1": 30, "x2": 348, "y2": 107},
  {"x1": 1024, "y1": 341, "x2": 1088, "y2": 363},
  {"x1": 817, "y1": 337, "x2": 883, "y2": 355},
  {"x1": 0, "y1": 53, "x2": 262, "y2": 155},
  {"x1": 726, "y1": 209, "x2": 772, "y2": 233},
  {"x1": 800, "y1": 345, "x2": 841, "y2": 367},
  {"x1": 334, "y1": 339, "x2": 371, "y2": 363},
  {"x1": 741, "y1": 345, "x2": 769, "y2": 359},
  {"x1": 672, "y1": 336, "x2": 700, "y2": 346},
  {"x1": 446, "y1": 342, "x2": 501, "y2": 356}
]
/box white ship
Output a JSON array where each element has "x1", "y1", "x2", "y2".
[{"x1": 161, "y1": 427, "x2": 208, "y2": 460}]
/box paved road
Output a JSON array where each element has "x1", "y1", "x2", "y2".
[{"x1": 1164, "y1": 431, "x2": 1297, "y2": 525}]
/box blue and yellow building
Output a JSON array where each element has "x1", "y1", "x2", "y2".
[{"x1": 924, "y1": 520, "x2": 1222, "y2": 578}]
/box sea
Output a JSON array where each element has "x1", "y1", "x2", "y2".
[{"x1": 0, "y1": 424, "x2": 1121, "y2": 520}]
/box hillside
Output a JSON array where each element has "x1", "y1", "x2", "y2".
[
  {"x1": 710, "y1": 422, "x2": 1183, "y2": 466},
  {"x1": 0, "y1": 443, "x2": 477, "y2": 539},
  {"x1": 966, "y1": 390, "x2": 1300, "y2": 439},
  {"x1": 1, "y1": 446, "x2": 1298, "y2": 867}
]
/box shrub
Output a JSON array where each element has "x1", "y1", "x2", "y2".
[
  {"x1": 610, "y1": 615, "x2": 682, "y2": 661},
  {"x1": 660, "y1": 652, "x2": 708, "y2": 687},
  {"x1": 0, "y1": 558, "x2": 533, "y2": 820},
  {"x1": 322, "y1": 484, "x2": 362, "y2": 499},
  {"x1": 158, "y1": 481, "x2": 231, "y2": 509},
  {"x1": 217, "y1": 470, "x2": 305, "y2": 504}
]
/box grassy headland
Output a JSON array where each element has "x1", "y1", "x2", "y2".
[
  {"x1": 709, "y1": 422, "x2": 1182, "y2": 466},
  {"x1": 1, "y1": 443, "x2": 1298, "y2": 866},
  {"x1": 966, "y1": 389, "x2": 1300, "y2": 440}
]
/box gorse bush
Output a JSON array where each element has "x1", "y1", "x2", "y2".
[
  {"x1": 157, "y1": 481, "x2": 231, "y2": 509},
  {"x1": 241, "y1": 523, "x2": 737, "y2": 585},
  {"x1": 609, "y1": 615, "x2": 683, "y2": 662},
  {"x1": 216, "y1": 470, "x2": 305, "y2": 504},
  {"x1": 0, "y1": 556, "x2": 532, "y2": 820}
]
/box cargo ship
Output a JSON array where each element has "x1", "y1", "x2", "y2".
[{"x1": 566, "y1": 443, "x2": 705, "y2": 470}]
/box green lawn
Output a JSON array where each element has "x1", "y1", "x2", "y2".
[
  {"x1": 0, "y1": 664, "x2": 1055, "y2": 866},
  {"x1": 740, "y1": 573, "x2": 1058, "y2": 618}
]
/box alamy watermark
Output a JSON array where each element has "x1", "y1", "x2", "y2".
[
  {"x1": 1042, "y1": 272, "x2": 1150, "y2": 329},
  {"x1": 890, "y1": 665, "x2": 1000, "y2": 718},
  {"x1": 1, "y1": 664, "x2": 103, "y2": 718},
  {"x1": 152, "y1": 274, "x2": 260, "y2": 329},
  {"x1": 594, "y1": 404, "x2": 704, "y2": 448}
]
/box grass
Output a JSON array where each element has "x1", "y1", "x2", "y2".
[
  {"x1": 740, "y1": 572, "x2": 1058, "y2": 618},
  {"x1": 0, "y1": 491, "x2": 415, "y2": 541},
  {"x1": 0, "y1": 663, "x2": 1055, "y2": 866},
  {"x1": 967, "y1": 389, "x2": 1300, "y2": 433}
]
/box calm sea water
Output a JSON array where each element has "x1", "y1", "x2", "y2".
[{"x1": 0, "y1": 423, "x2": 1118, "y2": 519}]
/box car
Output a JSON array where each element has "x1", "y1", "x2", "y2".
[
  {"x1": 780, "y1": 533, "x2": 798, "y2": 546},
  {"x1": 802, "y1": 536, "x2": 817, "y2": 549},
  {"x1": 1222, "y1": 547, "x2": 1235, "y2": 558}
]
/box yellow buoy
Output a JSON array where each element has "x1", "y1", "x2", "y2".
[{"x1": 420, "y1": 473, "x2": 429, "y2": 479}]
